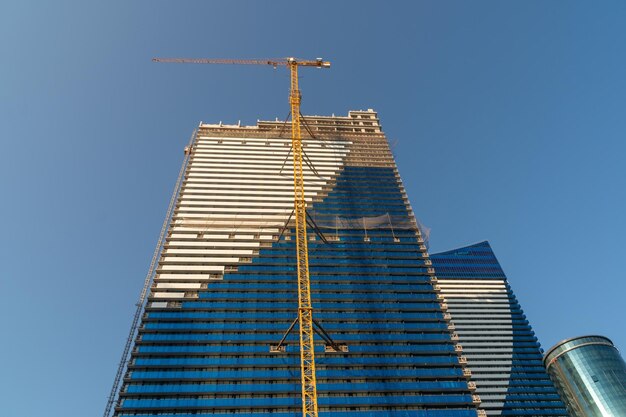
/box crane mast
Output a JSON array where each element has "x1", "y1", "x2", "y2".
[
  {"x1": 152, "y1": 57, "x2": 330, "y2": 417},
  {"x1": 288, "y1": 61, "x2": 318, "y2": 417}
]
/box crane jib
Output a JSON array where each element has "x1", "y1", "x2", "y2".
[{"x1": 152, "y1": 57, "x2": 330, "y2": 68}]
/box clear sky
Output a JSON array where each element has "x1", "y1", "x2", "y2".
[{"x1": 1, "y1": 1, "x2": 625, "y2": 416}]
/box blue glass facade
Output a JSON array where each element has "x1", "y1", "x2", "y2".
[
  {"x1": 544, "y1": 335, "x2": 626, "y2": 417},
  {"x1": 112, "y1": 112, "x2": 478, "y2": 417},
  {"x1": 430, "y1": 242, "x2": 569, "y2": 416}
]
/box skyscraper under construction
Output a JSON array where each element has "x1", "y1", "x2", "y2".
[
  {"x1": 108, "y1": 109, "x2": 571, "y2": 417},
  {"x1": 108, "y1": 110, "x2": 481, "y2": 417}
]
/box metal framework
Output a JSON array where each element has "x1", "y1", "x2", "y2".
[
  {"x1": 103, "y1": 130, "x2": 198, "y2": 417},
  {"x1": 288, "y1": 61, "x2": 318, "y2": 417},
  {"x1": 151, "y1": 57, "x2": 330, "y2": 417}
]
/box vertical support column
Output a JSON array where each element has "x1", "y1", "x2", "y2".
[{"x1": 289, "y1": 61, "x2": 319, "y2": 417}]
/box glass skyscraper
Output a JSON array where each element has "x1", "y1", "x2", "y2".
[
  {"x1": 430, "y1": 241, "x2": 569, "y2": 416},
  {"x1": 111, "y1": 110, "x2": 480, "y2": 417},
  {"x1": 544, "y1": 335, "x2": 626, "y2": 417}
]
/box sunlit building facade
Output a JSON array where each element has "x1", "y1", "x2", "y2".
[
  {"x1": 430, "y1": 241, "x2": 569, "y2": 416},
  {"x1": 112, "y1": 110, "x2": 480, "y2": 417}
]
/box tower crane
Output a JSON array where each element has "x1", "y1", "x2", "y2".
[{"x1": 153, "y1": 57, "x2": 331, "y2": 417}]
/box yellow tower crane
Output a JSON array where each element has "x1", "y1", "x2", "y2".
[{"x1": 152, "y1": 57, "x2": 331, "y2": 417}]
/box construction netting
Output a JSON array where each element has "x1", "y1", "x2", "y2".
[
  {"x1": 307, "y1": 212, "x2": 412, "y2": 230},
  {"x1": 308, "y1": 211, "x2": 431, "y2": 244}
]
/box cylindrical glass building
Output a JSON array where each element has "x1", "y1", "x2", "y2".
[{"x1": 544, "y1": 335, "x2": 626, "y2": 417}]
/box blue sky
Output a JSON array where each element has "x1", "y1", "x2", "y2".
[{"x1": 1, "y1": 1, "x2": 625, "y2": 416}]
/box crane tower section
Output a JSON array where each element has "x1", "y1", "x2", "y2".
[{"x1": 146, "y1": 56, "x2": 330, "y2": 417}]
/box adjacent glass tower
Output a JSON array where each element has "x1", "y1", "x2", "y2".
[
  {"x1": 112, "y1": 110, "x2": 479, "y2": 417},
  {"x1": 430, "y1": 241, "x2": 569, "y2": 416},
  {"x1": 544, "y1": 335, "x2": 626, "y2": 417}
]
